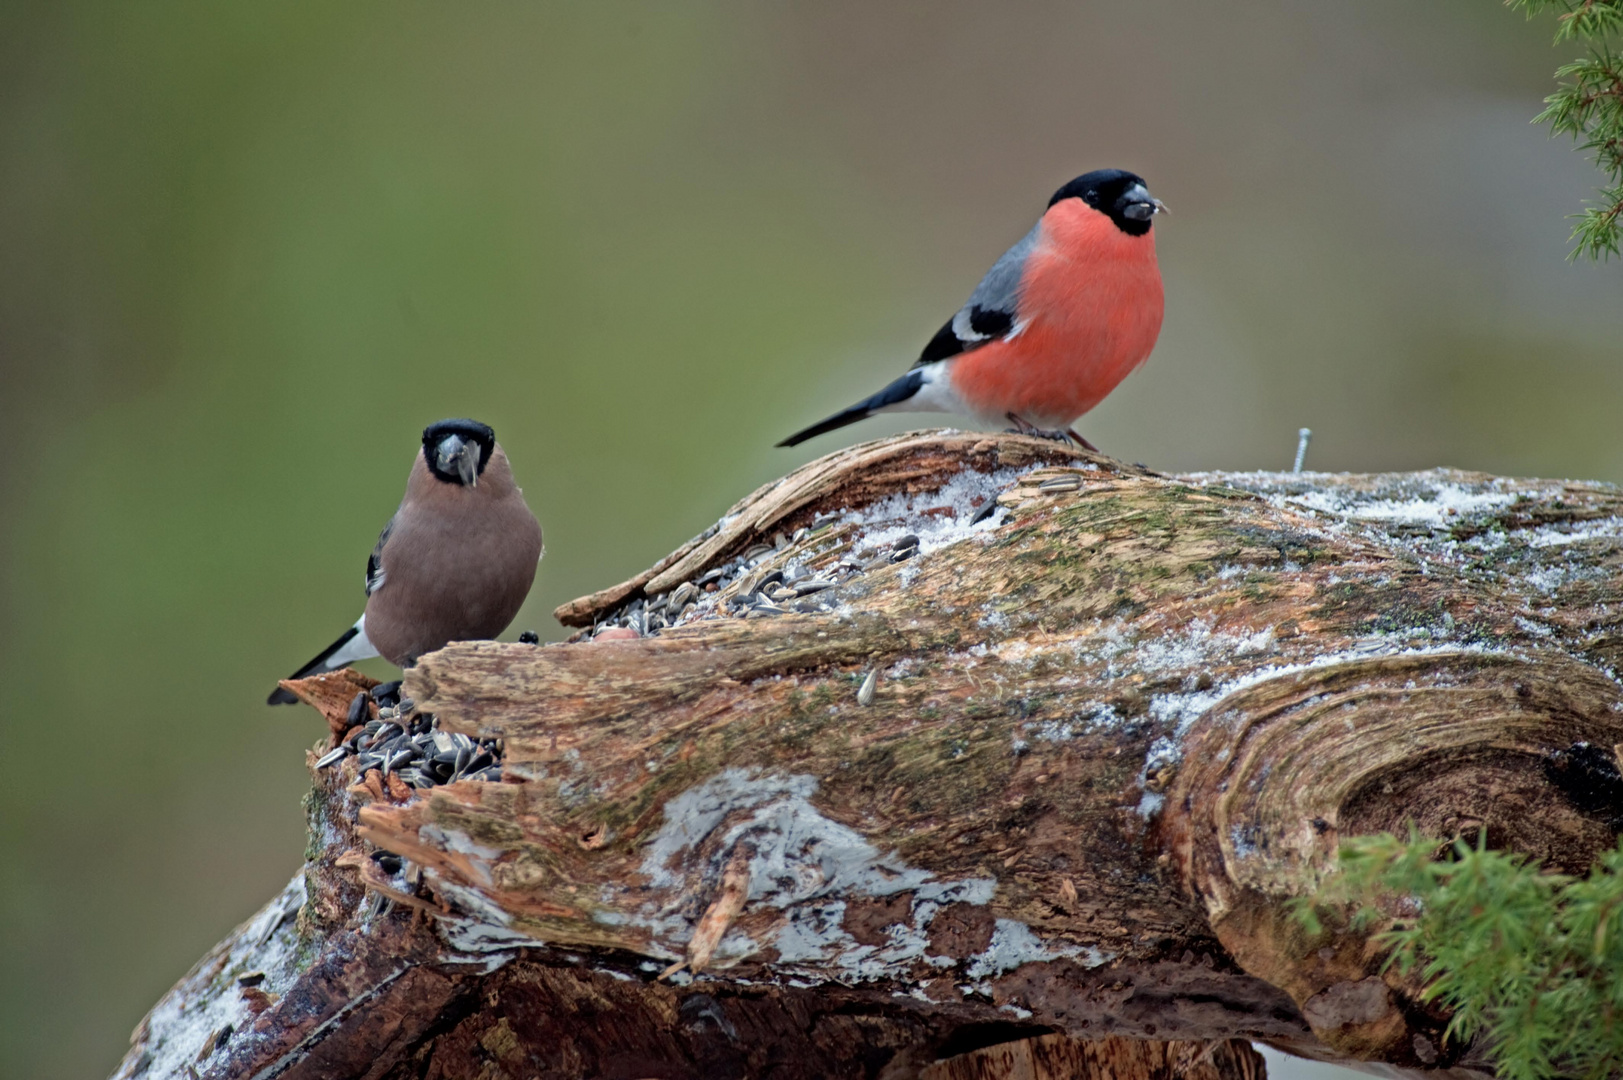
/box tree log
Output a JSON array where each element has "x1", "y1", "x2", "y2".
[{"x1": 114, "y1": 431, "x2": 1623, "y2": 1080}]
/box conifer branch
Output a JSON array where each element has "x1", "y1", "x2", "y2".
[{"x1": 1508, "y1": 0, "x2": 1623, "y2": 258}]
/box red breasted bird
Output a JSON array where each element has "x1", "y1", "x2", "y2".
[
  {"x1": 778, "y1": 170, "x2": 1166, "y2": 451},
  {"x1": 268, "y1": 419, "x2": 544, "y2": 704}
]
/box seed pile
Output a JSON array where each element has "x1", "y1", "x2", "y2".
[
  {"x1": 314, "y1": 679, "x2": 502, "y2": 787},
  {"x1": 585, "y1": 518, "x2": 924, "y2": 638},
  {"x1": 586, "y1": 466, "x2": 1026, "y2": 640}
]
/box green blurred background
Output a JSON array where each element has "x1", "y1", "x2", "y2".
[{"x1": 1, "y1": 2, "x2": 1620, "y2": 1076}]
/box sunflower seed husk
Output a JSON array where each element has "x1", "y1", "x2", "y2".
[
  {"x1": 793, "y1": 578, "x2": 836, "y2": 596},
  {"x1": 315, "y1": 746, "x2": 350, "y2": 769},
  {"x1": 857, "y1": 669, "x2": 878, "y2": 707},
  {"x1": 1038, "y1": 476, "x2": 1081, "y2": 493}
]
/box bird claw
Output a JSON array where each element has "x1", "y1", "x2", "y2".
[{"x1": 1005, "y1": 414, "x2": 1089, "y2": 448}]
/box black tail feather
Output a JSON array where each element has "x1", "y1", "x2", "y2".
[
  {"x1": 777, "y1": 370, "x2": 925, "y2": 448},
  {"x1": 266, "y1": 624, "x2": 363, "y2": 705}
]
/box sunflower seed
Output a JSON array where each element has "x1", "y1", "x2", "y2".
[
  {"x1": 432, "y1": 732, "x2": 455, "y2": 755},
  {"x1": 970, "y1": 501, "x2": 999, "y2": 525},
  {"x1": 315, "y1": 746, "x2": 350, "y2": 769},
  {"x1": 793, "y1": 578, "x2": 835, "y2": 596},
  {"x1": 893, "y1": 534, "x2": 919, "y2": 551},
  {"x1": 371, "y1": 680, "x2": 402, "y2": 704},
  {"x1": 355, "y1": 753, "x2": 383, "y2": 772},
  {"x1": 345, "y1": 692, "x2": 370, "y2": 728},
  {"x1": 1038, "y1": 475, "x2": 1081, "y2": 493},
  {"x1": 670, "y1": 582, "x2": 699, "y2": 609},
  {"x1": 792, "y1": 527, "x2": 809, "y2": 544},
  {"x1": 765, "y1": 584, "x2": 797, "y2": 603},
  {"x1": 396, "y1": 698, "x2": 415, "y2": 715},
  {"x1": 857, "y1": 669, "x2": 878, "y2": 706},
  {"x1": 743, "y1": 544, "x2": 773, "y2": 563}
]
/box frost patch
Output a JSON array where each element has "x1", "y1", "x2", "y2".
[
  {"x1": 640, "y1": 770, "x2": 819, "y2": 889},
  {"x1": 841, "y1": 465, "x2": 1031, "y2": 559},
  {"x1": 126, "y1": 874, "x2": 306, "y2": 1078},
  {"x1": 633, "y1": 769, "x2": 1046, "y2": 983},
  {"x1": 440, "y1": 919, "x2": 547, "y2": 956},
  {"x1": 1527, "y1": 517, "x2": 1623, "y2": 547},
  {"x1": 1143, "y1": 643, "x2": 1513, "y2": 764},
  {"x1": 965, "y1": 919, "x2": 1112, "y2": 979}
]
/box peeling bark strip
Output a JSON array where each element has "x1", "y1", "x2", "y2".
[{"x1": 117, "y1": 432, "x2": 1623, "y2": 1080}]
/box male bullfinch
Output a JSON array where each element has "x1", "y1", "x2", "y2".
[
  {"x1": 267, "y1": 419, "x2": 544, "y2": 704},
  {"x1": 779, "y1": 169, "x2": 1166, "y2": 451}
]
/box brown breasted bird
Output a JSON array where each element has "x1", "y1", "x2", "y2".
[{"x1": 267, "y1": 418, "x2": 543, "y2": 704}]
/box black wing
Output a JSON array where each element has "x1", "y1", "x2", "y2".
[
  {"x1": 911, "y1": 220, "x2": 1039, "y2": 369},
  {"x1": 365, "y1": 516, "x2": 395, "y2": 596}
]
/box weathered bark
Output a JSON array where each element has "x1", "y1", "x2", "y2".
[{"x1": 115, "y1": 431, "x2": 1623, "y2": 1080}]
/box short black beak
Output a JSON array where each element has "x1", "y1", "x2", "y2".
[
  {"x1": 436, "y1": 435, "x2": 480, "y2": 487},
  {"x1": 1119, "y1": 182, "x2": 1167, "y2": 222}
]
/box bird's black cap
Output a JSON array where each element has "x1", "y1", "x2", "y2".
[
  {"x1": 1048, "y1": 170, "x2": 1157, "y2": 237},
  {"x1": 422, "y1": 418, "x2": 496, "y2": 485}
]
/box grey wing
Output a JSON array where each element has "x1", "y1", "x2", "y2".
[
  {"x1": 365, "y1": 515, "x2": 395, "y2": 596},
  {"x1": 912, "y1": 220, "x2": 1040, "y2": 368}
]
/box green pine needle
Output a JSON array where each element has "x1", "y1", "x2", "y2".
[
  {"x1": 1507, "y1": 1, "x2": 1623, "y2": 259},
  {"x1": 1300, "y1": 830, "x2": 1623, "y2": 1080}
]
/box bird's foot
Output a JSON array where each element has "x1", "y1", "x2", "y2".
[
  {"x1": 1065, "y1": 427, "x2": 1099, "y2": 453},
  {"x1": 1004, "y1": 413, "x2": 1078, "y2": 445}
]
